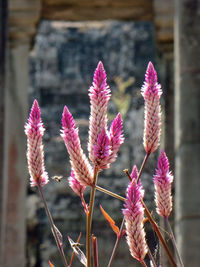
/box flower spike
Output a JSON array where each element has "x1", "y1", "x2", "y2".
[
  {"x1": 93, "y1": 127, "x2": 110, "y2": 170},
  {"x1": 61, "y1": 106, "x2": 93, "y2": 186},
  {"x1": 141, "y1": 62, "x2": 162, "y2": 154},
  {"x1": 88, "y1": 61, "x2": 111, "y2": 163},
  {"x1": 108, "y1": 113, "x2": 124, "y2": 164},
  {"x1": 123, "y1": 181, "x2": 148, "y2": 263},
  {"x1": 25, "y1": 100, "x2": 49, "y2": 187},
  {"x1": 68, "y1": 170, "x2": 86, "y2": 197},
  {"x1": 153, "y1": 150, "x2": 174, "y2": 218}
]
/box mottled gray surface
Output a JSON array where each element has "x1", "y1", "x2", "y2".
[{"x1": 28, "y1": 20, "x2": 158, "y2": 267}]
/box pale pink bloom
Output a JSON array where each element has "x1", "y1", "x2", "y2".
[
  {"x1": 123, "y1": 181, "x2": 147, "y2": 262},
  {"x1": 68, "y1": 170, "x2": 86, "y2": 197},
  {"x1": 130, "y1": 165, "x2": 144, "y2": 198},
  {"x1": 88, "y1": 61, "x2": 111, "y2": 163},
  {"x1": 141, "y1": 62, "x2": 162, "y2": 154},
  {"x1": 61, "y1": 106, "x2": 93, "y2": 186},
  {"x1": 153, "y1": 150, "x2": 173, "y2": 218},
  {"x1": 25, "y1": 100, "x2": 49, "y2": 187},
  {"x1": 93, "y1": 127, "x2": 110, "y2": 170},
  {"x1": 107, "y1": 113, "x2": 124, "y2": 164}
]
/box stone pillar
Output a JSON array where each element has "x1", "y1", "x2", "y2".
[
  {"x1": 0, "y1": 1, "x2": 41, "y2": 267},
  {"x1": 174, "y1": 0, "x2": 200, "y2": 266}
]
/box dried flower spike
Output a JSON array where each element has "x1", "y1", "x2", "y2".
[
  {"x1": 25, "y1": 100, "x2": 49, "y2": 187},
  {"x1": 61, "y1": 106, "x2": 93, "y2": 186},
  {"x1": 141, "y1": 62, "x2": 162, "y2": 154},
  {"x1": 88, "y1": 61, "x2": 111, "y2": 164},
  {"x1": 153, "y1": 150, "x2": 174, "y2": 218},
  {"x1": 123, "y1": 182, "x2": 148, "y2": 263}
]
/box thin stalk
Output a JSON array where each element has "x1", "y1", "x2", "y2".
[
  {"x1": 92, "y1": 235, "x2": 99, "y2": 267},
  {"x1": 86, "y1": 167, "x2": 99, "y2": 267},
  {"x1": 147, "y1": 244, "x2": 157, "y2": 267},
  {"x1": 37, "y1": 182, "x2": 68, "y2": 267},
  {"x1": 165, "y1": 217, "x2": 184, "y2": 267},
  {"x1": 108, "y1": 153, "x2": 150, "y2": 267},
  {"x1": 141, "y1": 199, "x2": 177, "y2": 267},
  {"x1": 140, "y1": 260, "x2": 148, "y2": 267},
  {"x1": 95, "y1": 185, "x2": 125, "y2": 201},
  {"x1": 136, "y1": 152, "x2": 150, "y2": 184}
]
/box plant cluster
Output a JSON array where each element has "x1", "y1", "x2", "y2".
[{"x1": 25, "y1": 62, "x2": 184, "y2": 267}]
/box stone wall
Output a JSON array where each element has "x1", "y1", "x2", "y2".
[{"x1": 28, "y1": 20, "x2": 159, "y2": 267}]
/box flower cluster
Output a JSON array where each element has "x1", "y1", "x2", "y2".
[{"x1": 24, "y1": 61, "x2": 178, "y2": 267}]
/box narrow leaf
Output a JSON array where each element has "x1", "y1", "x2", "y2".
[
  {"x1": 68, "y1": 236, "x2": 87, "y2": 266},
  {"x1": 69, "y1": 232, "x2": 82, "y2": 267},
  {"x1": 51, "y1": 225, "x2": 63, "y2": 247},
  {"x1": 49, "y1": 260, "x2": 55, "y2": 267},
  {"x1": 100, "y1": 205, "x2": 119, "y2": 236}
]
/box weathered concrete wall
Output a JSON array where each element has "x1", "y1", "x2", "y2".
[
  {"x1": 28, "y1": 20, "x2": 159, "y2": 267},
  {"x1": 175, "y1": 0, "x2": 200, "y2": 266}
]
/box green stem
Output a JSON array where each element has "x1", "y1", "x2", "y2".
[
  {"x1": 37, "y1": 182, "x2": 68, "y2": 267},
  {"x1": 165, "y1": 217, "x2": 184, "y2": 267},
  {"x1": 86, "y1": 167, "x2": 99, "y2": 267}
]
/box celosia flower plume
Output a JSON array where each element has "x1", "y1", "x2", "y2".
[
  {"x1": 141, "y1": 62, "x2": 162, "y2": 154},
  {"x1": 93, "y1": 127, "x2": 111, "y2": 170},
  {"x1": 61, "y1": 106, "x2": 93, "y2": 186},
  {"x1": 153, "y1": 150, "x2": 173, "y2": 218},
  {"x1": 25, "y1": 100, "x2": 49, "y2": 187},
  {"x1": 68, "y1": 170, "x2": 86, "y2": 197},
  {"x1": 88, "y1": 61, "x2": 111, "y2": 163},
  {"x1": 130, "y1": 165, "x2": 144, "y2": 198},
  {"x1": 107, "y1": 113, "x2": 124, "y2": 164},
  {"x1": 123, "y1": 180, "x2": 147, "y2": 263}
]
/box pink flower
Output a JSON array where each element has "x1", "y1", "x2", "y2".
[
  {"x1": 153, "y1": 150, "x2": 173, "y2": 218},
  {"x1": 25, "y1": 100, "x2": 49, "y2": 187},
  {"x1": 130, "y1": 165, "x2": 144, "y2": 198},
  {"x1": 93, "y1": 127, "x2": 110, "y2": 170},
  {"x1": 88, "y1": 61, "x2": 111, "y2": 163},
  {"x1": 68, "y1": 170, "x2": 86, "y2": 197},
  {"x1": 107, "y1": 113, "x2": 124, "y2": 164},
  {"x1": 61, "y1": 106, "x2": 93, "y2": 186},
  {"x1": 123, "y1": 181, "x2": 147, "y2": 262},
  {"x1": 141, "y1": 62, "x2": 162, "y2": 154}
]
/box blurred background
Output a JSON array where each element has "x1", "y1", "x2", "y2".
[{"x1": 0, "y1": 1, "x2": 200, "y2": 267}]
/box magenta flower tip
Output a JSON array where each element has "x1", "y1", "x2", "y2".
[
  {"x1": 141, "y1": 61, "x2": 162, "y2": 98},
  {"x1": 93, "y1": 127, "x2": 110, "y2": 169},
  {"x1": 145, "y1": 61, "x2": 157, "y2": 85},
  {"x1": 110, "y1": 113, "x2": 124, "y2": 141},
  {"x1": 62, "y1": 106, "x2": 75, "y2": 130},
  {"x1": 93, "y1": 61, "x2": 107, "y2": 88},
  {"x1": 157, "y1": 149, "x2": 170, "y2": 175},
  {"x1": 130, "y1": 165, "x2": 138, "y2": 181}
]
